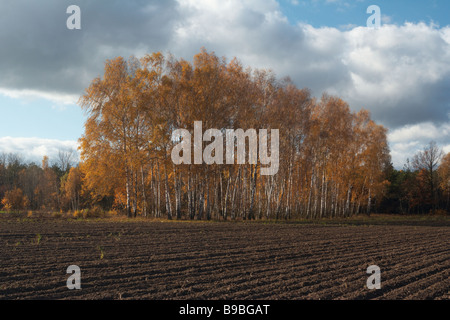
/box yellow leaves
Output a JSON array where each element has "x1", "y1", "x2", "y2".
[
  {"x1": 438, "y1": 152, "x2": 450, "y2": 192},
  {"x1": 76, "y1": 48, "x2": 392, "y2": 218},
  {"x1": 63, "y1": 167, "x2": 82, "y2": 198},
  {"x1": 42, "y1": 156, "x2": 49, "y2": 170},
  {"x1": 1, "y1": 188, "x2": 29, "y2": 212}
]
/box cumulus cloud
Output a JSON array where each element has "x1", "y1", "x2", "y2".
[
  {"x1": 1, "y1": 0, "x2": 449, "y2": 166},
  {"x1": 0, "y1": 137, "x2": 79, "y2": 164},
  {"x1": 170, "y1": 2, "x2": 450, "y2": 128},
  {"x1": 0, "y1": 0, "x2": 179, "y2": 100}
]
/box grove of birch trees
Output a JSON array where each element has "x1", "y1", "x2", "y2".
[{"x1": 78, "y1": 48, "x2": 392, "y2": 219}]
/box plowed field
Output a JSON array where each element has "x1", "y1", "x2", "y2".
[{"x1": 0, "y1": 219, "x2": 448, "y2": 299}]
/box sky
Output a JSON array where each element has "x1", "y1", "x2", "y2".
[{"x1": 0, "y1": 0, "x2": 449, "y2": 168}]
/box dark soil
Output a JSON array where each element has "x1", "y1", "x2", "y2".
[{"x1": 0, "y1": 219, "x2": 448, "y2": 300}]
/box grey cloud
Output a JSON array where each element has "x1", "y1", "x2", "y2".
[{"x1": 0, "y1": 0, "x2": 179, "y2": 96}]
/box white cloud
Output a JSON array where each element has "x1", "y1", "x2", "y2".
[
  {"x1": 168, "y1": 2, "x2": 450, "y2": 128},
  {"x1": 0, "y1": 137, "x2": 80, "y2": 164},
  {"x1": 443, "y1": 145, "x2": 450, "y2": 154},
  {"x1": 389, "y1": 122, "x2": 450, "y2": 143},
  {"x1": 0, "y1": 88, "x2": 78, "y2": 106},
  {"x1": 388, "y1": 122, "x2": 450, "y2": 168}
]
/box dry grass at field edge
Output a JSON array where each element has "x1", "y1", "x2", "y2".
[{"x1": 0, "y1": 212, "x2": 448, "y2": 227}]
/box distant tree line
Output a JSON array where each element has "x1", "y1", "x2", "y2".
[
  {"x1": 380, "y1": 142, "x2": 449, "y2": 215},
  {"x1": 0, "y1": 150, "x2": 81, "y2": 213},
  {"x1": 1, "y1": 144, "x2": 447, "y2": 217},
  {"x1": 1, "y1": 49, "x2": 449, "y2": 218}
]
